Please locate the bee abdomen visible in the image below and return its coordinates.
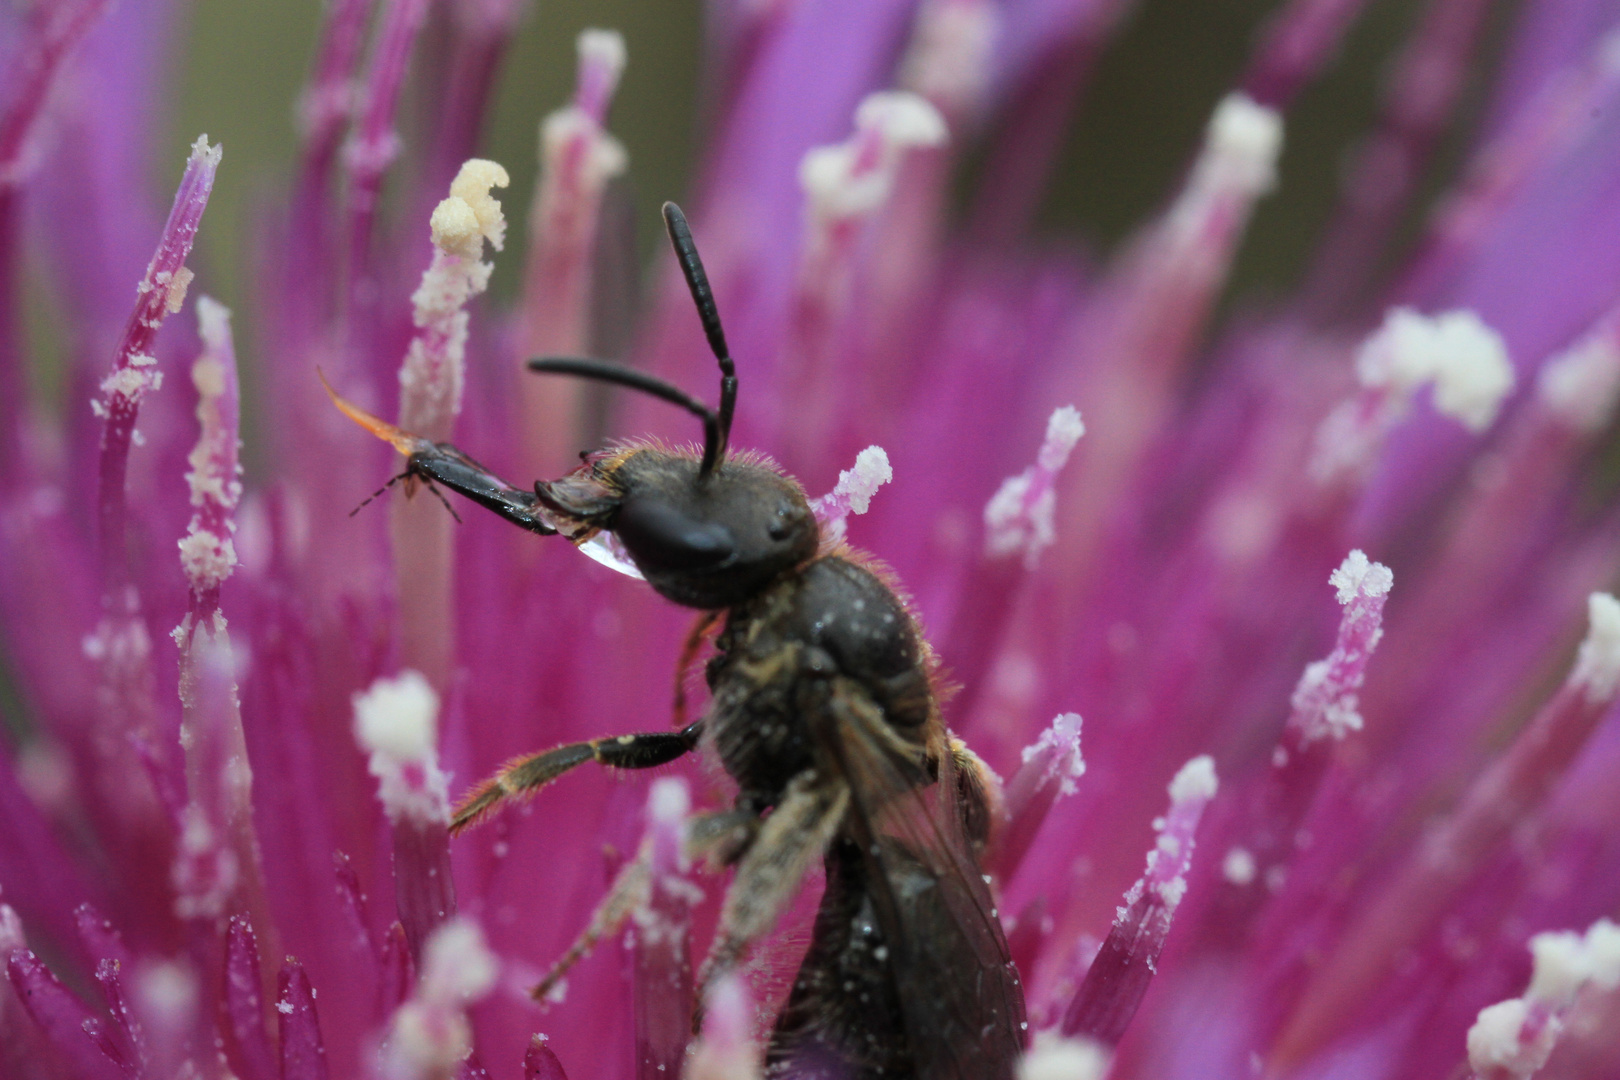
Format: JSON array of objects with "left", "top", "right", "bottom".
[{"left": 767, "top": 839, "right": 912, "bottom": 1080}]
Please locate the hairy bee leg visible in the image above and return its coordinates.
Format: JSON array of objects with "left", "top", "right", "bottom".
[
  {"left": 529, "top": 845, "right": 652, "bottom": 1003},
  {"left": 948, "top": 735, "right": 1004, "bottom": 854},
  {"left": 686, "top": 806, "right": 760, "bottom": 868},
  {"left": 451, "top": 722, "right": 704, "bottom": 833},
  {"left": 695, "top": 776, "right": 850, "bottom": 1017}
]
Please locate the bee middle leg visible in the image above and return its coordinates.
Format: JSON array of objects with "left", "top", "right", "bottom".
[
  {"left": 451, "top": 721, "right": 704, "bottom": 833},
  {"left": 696, "top": 774, "right": 850, "bottom": 1009}
]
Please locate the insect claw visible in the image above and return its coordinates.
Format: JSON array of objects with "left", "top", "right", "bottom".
[
  {"left": 348, "top": 471, "right": 410, "bottom": 517},
  {"left": 424, "top": 478, "right": 463, "bottom": 523}
]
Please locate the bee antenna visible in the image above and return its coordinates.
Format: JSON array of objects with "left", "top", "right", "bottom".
[
  {"left": 662, "top": 202, "right": 736, "bottom": 475},
  {"left": 527, "top": 356, "right": 722, "bottom": 471}
]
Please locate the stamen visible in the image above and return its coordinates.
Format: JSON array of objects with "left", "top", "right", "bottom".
[
  {"left": 343, "top": 0, "right": 431, "bottom": 284},
  {"left": 354, "top": 671, "right": 451, "bottom": 827},
  {"left": 634, "top": 779, "right": 701, "bottom": 1079},
  {"left": 164, "top": 296, "right": 272, "bottom": 938},
  {"left": 686, "top": 972, "right": 761, "bottom": 1080},
  {"left": 1353, "top": 307, "right": 1513, "bottom": 432},
  {"left": 176, "top": 298, "right": 243, "bottom": 598},
  {"left": 7, "top": 947, "right": 136, "bottom": 1075},
  {"left": 225, "top": 917, "right": 277, "bottom": 1080},
  {"left": 990, "top": 712, "right": 1084, "bottom": 880},
  {"left": 1049, "top": 94, "right": 1281, "bottom": 586},
  {"left": 276, "top": 959, "right": 330, "bottom": 1080},
  {"left": 97, "top": 134, "right": 221, "bottom": 593},
  {"left": 985, "top": 406, "right": 1085, "bottom": 569},
  {"left": 399, "top": 158, "right": 510, "bottom": 438},
  {"left": 1273, "top": 593, "right": 1620, "bottom": 1064},
  {"left": 1017, "top": 1029, "right": 1111, "bottom": 1080},
  {"left": 574, "top": 29, "right": 628, "bottom": 121},
  {"left": 393, "top": 157, "right": 509, "bottom": 688},
  {"left": 897, "top": 0, "right": 998, "bottom": 126},
  {"left": 353, "top": 670, "right": 457, "bottom": 956},
  {"left": 381, "top": 917, "right": 500, "bottom": 1080},
  {"left": 1287, "top": 550, "right": 1394, "bottom": 745},
  {"left": 1537, "top": 320, "right": 1620, "bottom": 433},
  {"left": 1311, "top": 307, "right": 1513, "bottom": 484},
  {"left": 810, "top": 445, "right": 894, "bottom": 545},
  {"left": 520, "top": 30, "right": 629, "bottom": 472},
  {"left": 800, "top": 92, "right": 948, "bottom": 225},
  {"left": 1060, "top": 756, "right": 1217, "bottom": 1045},
  {"left": 78, "top": 136, "right": 222, "bottom": 909},
  {"left": 1570, "top": 592, "right": 1620, "bottom": 702},
  {"left": 525, "top": 1033, "right": 570, "bottom": 1079},
  {"left": 1466, "top": 918, "right": 1620, "bottom": 1078},
  {"left": 1184, "top": 94, "right": 1284, "bottom": 207},
  {"left": 785, "top": 92, "right": 947, "bottom": 464}
]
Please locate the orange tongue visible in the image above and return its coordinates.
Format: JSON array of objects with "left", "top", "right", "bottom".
[{"left": 318, "top": 369, "right": 428, "bottom": 455}]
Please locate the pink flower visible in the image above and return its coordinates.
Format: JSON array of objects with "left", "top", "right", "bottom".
[{"left": 3, "top": 1, "right": 1620, "bottom": 1078}]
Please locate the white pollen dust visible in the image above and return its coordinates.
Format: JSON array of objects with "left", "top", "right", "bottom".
[
  {"left": 1465, "top": 916, "right": 1620, "bottom": 1078},
  {"left": 1017, "top": 1030, "right": 1111, "bottom": 1080},
  {"left": 1537, "top": 329, "right": 1620, "bottom": 433},
  {"left": 352, "top": 670, "right": 450, "bottom": 826},
  {"left": 1571, "top": 592, "right": 1620, "bottom": 702},
  {"left": 1169, "top": 754, "right": 1218, "bottom": 805},
  {"left": 1355, "top": 307, "right": 1514, "bottom": 433},
  {"left": 1329, "top": 548, "right": 1393, "bottom": 604},
  {"left": 1201, "top": 92, "right": 1284, "bottom": 196},
  {"left": 1223, "top": 847, "right": 1257, "bottom": 886}
]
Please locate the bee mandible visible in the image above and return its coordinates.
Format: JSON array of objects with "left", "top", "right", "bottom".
[{"left": 329, "top": 203, "right": 1027, "bottom": 1080}]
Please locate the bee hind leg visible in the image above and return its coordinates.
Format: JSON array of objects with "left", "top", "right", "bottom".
[
  {"left": 694, "top": 774, "right": 850, "bottom": 1028},
  {"left": 528, "top": 840, "right": 654, "bottom": 1003}
]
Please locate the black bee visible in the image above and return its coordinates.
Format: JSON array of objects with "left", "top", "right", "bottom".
[{"left": 329, "top": 203, "right": 1025, "bottom": 1079}]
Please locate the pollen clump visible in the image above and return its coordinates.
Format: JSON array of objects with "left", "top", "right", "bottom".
[
  {"left": 801, "top": 91, "right": 948, "bottom": 222},
  {"left": 1017, "top": 1030, "right": 1110, "bottom": 1080},
  {"left": 433, "top": 158, "right": 510, "bottom": 260},
  {"left": 353, "top": 670, "right": 451, "bottom": 826},
  {"left": 1356, "top": 307, "right": 1514, "bottom": 432},
  {"left": 1571, "top": 592, "right": 1620, "bottom": 702},
  {"left": 1537, "top": 328, "right": 1620, "bottom": 432},
  {"left": 1466, "top": 917, "right": 1620, "bottom": 1078}
]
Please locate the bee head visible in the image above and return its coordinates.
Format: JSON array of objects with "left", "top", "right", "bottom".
[
  {"left": 526, "top": 202, "right": 819, "bottom": 608},
  {"left": 603, "top": 450, "right": 818, "bottom": 608}
]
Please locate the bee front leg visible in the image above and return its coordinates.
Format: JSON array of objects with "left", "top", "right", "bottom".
[
  {"left": 451, "top": 722, "right": 704, "bottom": 833},
  {"left": 694, "top": 774, "right": 849, "bottom": 1018}
]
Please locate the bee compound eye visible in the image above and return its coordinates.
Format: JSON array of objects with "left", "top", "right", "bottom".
[{"left": 613, "top": 496, "right": 736, "bottom": 572}]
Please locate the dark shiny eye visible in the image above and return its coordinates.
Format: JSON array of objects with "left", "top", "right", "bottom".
[{"left": 613, "top": 497, "right": 736, "bottom": 572}]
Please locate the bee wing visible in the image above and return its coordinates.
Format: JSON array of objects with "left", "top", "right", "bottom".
[{"left": 814, "top": 679, "right": 1027, "bottom": 1080}]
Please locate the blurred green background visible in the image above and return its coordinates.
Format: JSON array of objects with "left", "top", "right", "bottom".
[{"left": 168, "top": 0, "right": 1513, "bottom": 331}]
